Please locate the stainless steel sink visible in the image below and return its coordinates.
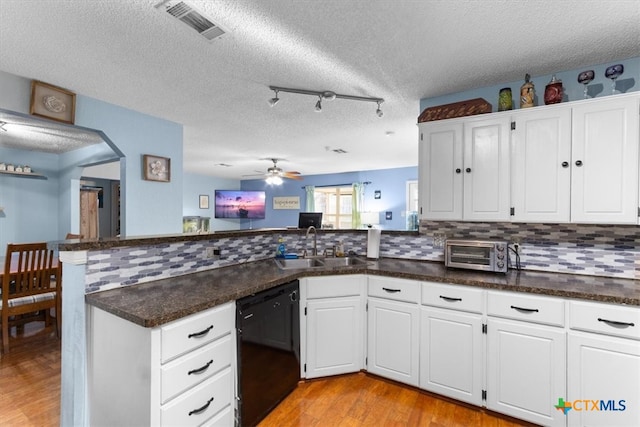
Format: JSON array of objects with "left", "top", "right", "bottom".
[
  {"left": 274, "top": 258, "right": 325, "bottom": 269},
  {"left": 274, "top": 256, "right": 368, "bottom": 270},
  {"left": 320, "top": 257, "right": 368, "bottom": 267}
]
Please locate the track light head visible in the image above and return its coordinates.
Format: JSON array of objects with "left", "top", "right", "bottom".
[
  {"left": 268, "top": 89, "right": 280, "bottom": 107},
  {"left": 376, "top": 101, "right": 383, "bottom": 118},
  {"left": 315, "top": 97, "right": 322, "bottom": 112},
  {"left": 0, "top": 121, "right": 7, "bottom": 131}
]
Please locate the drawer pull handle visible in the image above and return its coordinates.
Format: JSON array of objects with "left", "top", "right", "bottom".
[
  {"left": 510, "top": 305, "right": 539, "bottom": 313},
  {"left": 188, "top": 397, "right": 214, "bottom": 416},
  {"left": 382, "top": 287, "right": 401, "bottom": 293},
  {"left": 440, "top": 295, "right": 462, "bottom": 302},
  {"left": 188, "top": 359, "right": 213, "bottom": 376},
  {"left": 598, "top": 318, "right": 635, "bottom": 328},
  {"left": 188, "top": 325, "right": 214, "bottom": 339}
]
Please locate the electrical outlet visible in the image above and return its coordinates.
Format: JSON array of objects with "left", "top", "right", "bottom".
[
  {"left": 433, "top": 233, "right": 446, "bottom": 248},
  {"left": 205, "top": 247, "right": 221, "bottom": 259}
]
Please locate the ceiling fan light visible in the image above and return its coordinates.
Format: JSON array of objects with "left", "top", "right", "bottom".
[{"left": 266, "top": 175, "right": 283, "bottom": 185}]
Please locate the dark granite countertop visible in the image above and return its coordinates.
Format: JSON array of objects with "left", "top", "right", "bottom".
[{"left": 85, "top": 258, "right": 640, "bottom": 328}]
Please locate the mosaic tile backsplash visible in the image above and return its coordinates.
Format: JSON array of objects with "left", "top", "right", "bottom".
[{"left": 85, "top": 222, "right": 640, "bottom": 293}]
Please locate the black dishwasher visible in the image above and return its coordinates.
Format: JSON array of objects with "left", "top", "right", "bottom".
[{"left": 236, "top": 280, "right": 300, "bottom": 426}]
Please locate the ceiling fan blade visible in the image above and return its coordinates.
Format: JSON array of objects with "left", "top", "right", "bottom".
[
  {"left": 284, "top": 170, "right": 301, "bottom": 175},
  {"left": 283, "top": 173, "right": 303, "bottom": 180}
]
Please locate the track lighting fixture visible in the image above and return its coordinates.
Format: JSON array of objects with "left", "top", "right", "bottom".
[
  {"left": 268, "top": 86, "right": 384, "bottom": 117},
  {"left": 268, "top": 89, "right": 280, "bottom": 107}
]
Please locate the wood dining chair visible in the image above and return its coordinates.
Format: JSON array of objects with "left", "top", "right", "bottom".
[{"left": 1, "top": 242, "right": 61, "bottom": 353}]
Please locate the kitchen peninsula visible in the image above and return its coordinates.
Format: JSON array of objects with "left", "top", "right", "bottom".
[{"left": 58, "top": 228, "right": 640, "bottom": 426}]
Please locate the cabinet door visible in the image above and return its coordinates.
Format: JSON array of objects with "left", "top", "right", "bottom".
[
  {"left": 487, "top": 318, "right": 566, "bottom": 427},
  {"left": 568, "top": 332, "right": 640, "bottom": 427},
  {"left": 419, "top": 307, "right": 483, "bottom": 406},
  {"left": 511, "top": 107, "right": 572, "bottom": 222},
  {"left": 418, "top": 121, "right": 464, "bottom": 220},
  {"left": 463, "top": 116, "right": 511, "bottom": 221},
  {"left": 367, "top": 297, "right": 419, "bottom": 386},
  {"left": 571, "top": 96, "right": 639, "bottom": 223},
  {"left": 305, "top": 296, "right": 363, "bottom": 379}
]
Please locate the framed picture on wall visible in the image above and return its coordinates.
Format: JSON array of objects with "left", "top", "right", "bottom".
[
  {"left": 29, "top": 80, "right": 76, "bottom": 124},
  {"left": 199, "top": 195, "right": 209, "bottom": 209},
  {"left": 142, "top": 154, "right": 171, "bottom": 182}
]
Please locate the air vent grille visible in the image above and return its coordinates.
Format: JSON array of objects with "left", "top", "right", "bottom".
[{"left": 156, "top": 1, "right": 225, "bottom": 41}]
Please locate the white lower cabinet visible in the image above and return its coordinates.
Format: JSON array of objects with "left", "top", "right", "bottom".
[
  {"left": 300, "top": 275, "right": 366, "bottom": 379},
  {"left": 567, "top": 300, "right": 640, "bottom": 427},
  {"left": 419, "top": 282, "right": 484, "bottom": 406},
  {"left": 88, "top": 302, "right": 236, "bottom": 427},
  {"left": 486, "top": 291, "right": 566, "bottom": 427},
  {"left": 367, "top": 276, "right": 420, "bottom": 386}
]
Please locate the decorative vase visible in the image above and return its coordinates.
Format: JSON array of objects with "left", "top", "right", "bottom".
[
  {"left": 520, "top": 74, "right": 535, "bottom": 108},
  {"left": 498, "top": 87, "right": 513, "bottom": 111},
  {"left": 544, "top": 74, "right": 563, "bottom": 105}
]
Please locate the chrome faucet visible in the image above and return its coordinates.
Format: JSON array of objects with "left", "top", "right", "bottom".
[{"left": 305, "top": 226, "right": 318, "bottom": 257}]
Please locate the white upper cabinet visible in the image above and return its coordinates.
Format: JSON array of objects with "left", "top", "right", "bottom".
[
  {"left": 511, "top": 106, "right": 572, "bottom": 222},
  {"left": 571, "top": 95, "right": 639, "bottom": 224},
  {"left": 419, "top": 93, "right": 640, "bottom": 225},
  {"left": 419, "top": 115, "right": 511, "bottom": 221},
  {"left": 419, "top": 121, "right": 464, "bottom": 220},
  {"left": 463, "top": 116, "right": 511, "bottom": 221}
]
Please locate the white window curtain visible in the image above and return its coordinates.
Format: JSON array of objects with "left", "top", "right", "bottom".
[
  {"left": 304, "top": 185, "right": 315, "bottom": 211},
  {"left": 352, "top": 182, "right": 364, "bottom": 228}
]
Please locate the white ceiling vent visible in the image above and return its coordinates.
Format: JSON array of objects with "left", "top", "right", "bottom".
[{"left": 155, "top": 1, "right": 225, "bottom": 41}]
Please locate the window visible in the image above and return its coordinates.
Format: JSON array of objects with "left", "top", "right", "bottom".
[{"left": 314, "top": 186, "right": 353, "bottom": 229}]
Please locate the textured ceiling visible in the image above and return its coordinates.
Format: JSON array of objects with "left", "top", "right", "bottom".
[{"left": 0, "top": 0, "right": 639, "bottom": 179}]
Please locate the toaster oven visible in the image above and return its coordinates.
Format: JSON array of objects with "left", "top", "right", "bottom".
[{"left": 444, "top": 239, "right": 508, "bottom": 273}]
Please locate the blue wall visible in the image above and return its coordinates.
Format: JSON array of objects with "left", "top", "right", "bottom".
[
  {"left": 420, "top": 57, "right": 639, "bottom": 113},
  {"left": 240, "top": 166, "right": 418, "bottom": 230},
  {"left": 0, "top": 70, "right": 184, "bottom": 250},
  {"left": 182, "top": 172, "right": 241, "bottom": 232}
]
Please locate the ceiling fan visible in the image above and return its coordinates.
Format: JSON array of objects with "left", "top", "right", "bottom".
[{"left": 244, "top": 158, "right": 303, "bottom": 184}]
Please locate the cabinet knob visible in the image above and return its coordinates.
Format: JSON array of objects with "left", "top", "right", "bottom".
[
  {"left": 561, "top": 161, "right": 569, "bottom": 168},
  {"left": 455, "top": 168, "right": 461, "bottom": 174},
  {"left": 465, "top": 168, "right": 471, "bottom": 173},
  {"left": 575, "top": 160, "right": 583, "bottom": 167}
]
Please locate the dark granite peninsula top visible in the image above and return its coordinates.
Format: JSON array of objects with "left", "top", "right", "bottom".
[
  {"left": 85, "top": 258, "right": 640, "bottom": 328},
  {"left": 58, "top": 228, "right": 416, "bottom": 251}
]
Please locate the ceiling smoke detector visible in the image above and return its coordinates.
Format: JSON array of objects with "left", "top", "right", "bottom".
[{"left": 155, "top": 1, "right": 226, "bottom": 41}]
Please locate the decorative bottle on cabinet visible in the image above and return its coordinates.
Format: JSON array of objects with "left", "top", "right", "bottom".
[
  {"left": 544, "top": 75, "right": 563, "bottom": 105},
  {"left": 520, "top": 74, "right": 535, "bottom": 108}
]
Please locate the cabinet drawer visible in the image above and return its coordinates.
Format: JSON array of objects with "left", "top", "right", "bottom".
[
  {"left": 161, "top": 302, "right": 234, "bottom": 363},
  {"left": 569, "top": 300, "right": 640, "bottom": 340},
  {"left": 161, "top": 367, "right": 232, "bottom": 427},
  {"left": 421, "top": 282, "right": 484, "bottom": 313},
  {"left": 368, "top": 276, "right": 420, "bottom": 304},
  {"left": 487, "top": 291, "right": 564, "bottom": 327},
  {"left": 161, "top": 335, "right": 232, "bottom": 404},
  {"left": 306, "top": 275, "right": 365, "bottom": 299}
]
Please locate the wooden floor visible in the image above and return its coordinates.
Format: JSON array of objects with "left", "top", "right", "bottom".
[
  {"left": 0, "top": 320, "right": 61, "bottom": 427},
  {"left": 258, "top": 373, "right": 533, "bottom": 427},
  {"left": 0, "top": 321, "right": 532, "bottom": 427}
]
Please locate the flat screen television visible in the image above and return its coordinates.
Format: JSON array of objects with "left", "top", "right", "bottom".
[
  {"left": 215, "top": 190, "right": 266, "bottom": 219},
  {"left": 298, "top": 212, "right": 322, "bottom": 229}
]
